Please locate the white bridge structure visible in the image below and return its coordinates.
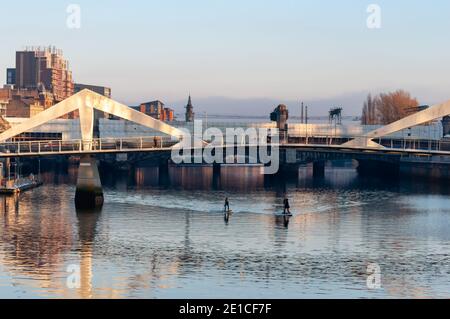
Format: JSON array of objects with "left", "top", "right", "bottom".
[
  {"left": 0, "top": 89, "right": 187, "bottom": 150},
  {"left": 343, "top": 100, "right": 450, "bottom": 148},
  {"left": 0, "top": 90, "right": 449, "bottom": 153},
  {"left": 0, "top": 89, "right": 450, "bottom": 208},
  {"left": 0, "top": 89, "right": 191, "bottom": 209}
]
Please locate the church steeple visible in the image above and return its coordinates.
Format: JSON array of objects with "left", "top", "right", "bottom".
[{"left": 185, "top": 94, "right": 194, "bottom": 122}]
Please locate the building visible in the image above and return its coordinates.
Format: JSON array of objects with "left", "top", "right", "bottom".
[
  {"left": 5, "top": 96, "right": 44, "bottom": 118},
  {"left": 0, "top": 86, "right": 12, "bottom": 101},
  {"left": 2, "top": 47, "right": 115, "bottom": 121},
  {"left": 74, "top": 83, "right": 111, "bottom": 98},
  {"left": 11, "top": 46, "right": 74, "bottom": 102},
  {"left": 139, "top": 100, "right": 164, "bottom": 119},
  {"left": 1, "top": 47, "right": 116, "bottom": 121},
  {"left": 138, "top": 100, "right": 174, "bottom": 122},
  {"left": 442, "top": 116, "right": 450, "bottom": 137},
  {"left": 0, "top": 85, "right": 57, "bottom": 120},
  {"left": 165, "top": 107, "right": 174, "bottom": 121},
  {"left": 271, "top": 104, "right": 289, "bottom": 142},
  {"left": 38, "top": 91, "right": 55, "bottom": 109},
  {"left": 6, "top": 69, "right": 15, "bottom": 85},
  {"left": 0, "top": 99, "right": 8, "bottom": 117},
  {"left": 185, "top": 95, "right": 194, "bottom": 122},
  {"left": 2, "top": 46, "right": 78, "bottom": 119}
]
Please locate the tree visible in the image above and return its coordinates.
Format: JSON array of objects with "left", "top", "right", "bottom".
[
  {"left": 361, "top": 90, "right": 419, "bottom": 125},
  {"left": 361, "top": 94, "right": 378, "bottom": 125},
  {"left": 377, "top": 90, "right": 419, "bottom": 124}
]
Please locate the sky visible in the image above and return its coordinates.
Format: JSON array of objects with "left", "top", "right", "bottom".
[{"left": 2, "top": 0, "right": 450, "bottom": 116}]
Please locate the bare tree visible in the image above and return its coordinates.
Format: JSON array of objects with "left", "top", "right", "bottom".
[
  {"left": 361, "top": 90, "right": 419, "bottom": 125},
  {"left": 361, "top": 93, "right": 379, "bottom": 125},
  {"left": 361, "top": 96, "right": 369, "bottom": 125}
]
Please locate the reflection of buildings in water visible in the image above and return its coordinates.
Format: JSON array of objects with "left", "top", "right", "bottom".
[
  {"left": 324, "top": 167, "right": 359, "bottom": 186},
  {"left": 4, "top": 164, "right": 446, "bottom": 298},
  {"left": 133, "top": 165, "right": 265, "bottom": 191},
  {"left": 38, "top": 165, "right": 78, "bottom": 185},
  {"left": 0, "top": 189, "right": 184, "bottom": 298},
  {"left": 297, "top": 162, "right": 359, "bottom": 189},
  {"left": 0, "top": 194, "right": 19, "bottom": 215},
  {"left": 0, "top": 194, "right": 74, "bottom": 295},
  {"left": 169, "top": 166, "right": 213, "bottom": 190},
  {"left": 134, "top": 167, "right": 159, "bottom": 188},
  {"left": 219, "top": 166, "right": 264, "bottom": 191}
]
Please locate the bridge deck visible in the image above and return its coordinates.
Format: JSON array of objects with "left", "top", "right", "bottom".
[{"left": 1, "top": 136, "right": 450, "bottom": 158}]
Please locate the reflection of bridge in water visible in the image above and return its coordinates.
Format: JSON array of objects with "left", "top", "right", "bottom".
[{"left": 1, "top": 89, "right": 450, "bottom": 208}]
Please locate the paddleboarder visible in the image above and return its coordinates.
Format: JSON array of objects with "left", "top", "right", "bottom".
[
  {"left": 283, "top": 197, "right": 291, "bottom": 215},
  {"left": 224, "top": 197, "right": 230, "bottom": 212}
]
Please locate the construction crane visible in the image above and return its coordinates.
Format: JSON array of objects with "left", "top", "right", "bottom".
[{"left": 329, "top": 107, "right": 343, "bottom": 125}]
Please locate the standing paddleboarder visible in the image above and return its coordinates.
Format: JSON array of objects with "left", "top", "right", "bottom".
[
  {"left": 224, "top": 197, "right": 230, "bottom": 212},
  {"left": 283, "top": 197, "right": 291, "bottom": 215}
]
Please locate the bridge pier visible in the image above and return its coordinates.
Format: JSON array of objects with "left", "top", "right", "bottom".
[
  {"left": 75, "top": 155, "right": 104, "bottom": 210},
  {"left": 313, "top": 161, "right": 326, "bottom": 178}
]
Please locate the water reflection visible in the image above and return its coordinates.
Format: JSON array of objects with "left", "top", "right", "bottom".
[
  {"left": 0, "top": 162, "right": 450, "bottom": 298},
  {"left": 76, "top": 208, "right": 101, "bottom": 299},
  {"left": 0, "top": 189, "right": 74, "bottom": 298},
  {"left": 169, "top": 166, "right": 214, "bottom": 190},
  {"left": 0, "top": 193, "right": 19, "bottom": 215},
  {"left": 224, "top": 211, "right": 232, "bottom": 225},
  {"left": 134, "top": 167, "right": 159, "bottom": 188},
  {"left": 130, "top": 165, "right": 266, "bottom": 191}
]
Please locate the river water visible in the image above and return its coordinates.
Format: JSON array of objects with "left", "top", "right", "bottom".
[{"left": 1, "top": 163, "right": 450, "bottom": 299}]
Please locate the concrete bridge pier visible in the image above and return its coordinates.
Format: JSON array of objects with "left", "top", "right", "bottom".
[
  {"left": 313, "top": 161, "right": 326, "bottom": 178},
  {"left": 75, "top": 155, "right": 104, "bottom": 210}
]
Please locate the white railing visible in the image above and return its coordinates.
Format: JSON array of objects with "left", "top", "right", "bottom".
[
  {"left": 0, "top": 134, "right": 450, "bottom": 156},
  {"left": 0, "top": 136, "right": 177, "bottom": 155},
  {"left": 283, "top": 134, "right": 450, "bottom": 152}
]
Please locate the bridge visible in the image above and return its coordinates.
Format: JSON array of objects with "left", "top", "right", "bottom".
[{"left": 1, "top": 89, "right": 450, "bottom": 208}]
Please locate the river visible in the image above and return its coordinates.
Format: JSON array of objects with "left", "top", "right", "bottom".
[{"left": 0, "top": 162, "right": 450, "bottom": 298}]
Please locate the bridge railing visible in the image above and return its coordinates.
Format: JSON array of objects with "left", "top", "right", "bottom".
[
  {"left": 1, "top": 134, "right": 450, "bottom": 156},
  {"left": 286, "top": 134, "right": 450, "bottom": 152},
  {"left": 0, "top": 136, "right": 177, "bottom": 155}
]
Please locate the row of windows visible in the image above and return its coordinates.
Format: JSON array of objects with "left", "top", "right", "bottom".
[{"left": 11, "top": 132, "right": 62, "bottom": 142}]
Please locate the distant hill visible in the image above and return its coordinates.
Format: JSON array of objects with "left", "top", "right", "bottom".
[{"left": 167, "top": 92, "right": 369, "bottom": 118}]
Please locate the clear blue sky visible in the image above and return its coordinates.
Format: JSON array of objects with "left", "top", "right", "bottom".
[{"left": 2, "top": 0, "right": 450, "bottom": 115}]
